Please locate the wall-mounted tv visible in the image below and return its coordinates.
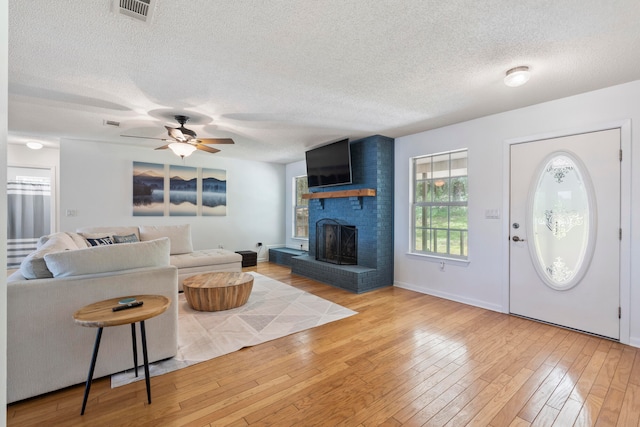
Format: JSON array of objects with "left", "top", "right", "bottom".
[{"left": 305, "top": 139, "right": 352, "bottom": 188}]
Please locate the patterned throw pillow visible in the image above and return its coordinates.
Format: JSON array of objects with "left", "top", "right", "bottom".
[
  {"left": 113, "top": 233, "right": 140, "bottom": 244},
  {"left": 86, "top": 237, "right": 113, "bottom": 246}
]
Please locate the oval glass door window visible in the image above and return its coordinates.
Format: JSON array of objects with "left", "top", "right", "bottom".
[{"left": 527, "top": 151, "right": 596, "bottom": 290}]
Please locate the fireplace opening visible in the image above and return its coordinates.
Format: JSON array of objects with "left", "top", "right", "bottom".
[{"left": 315, "top": 218, "right": 357, "bottom": 265}]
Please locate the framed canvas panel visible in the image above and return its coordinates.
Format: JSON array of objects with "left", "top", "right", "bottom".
[
  {"left": 202, "top": 168, "right": 227, "bottom": 216},
  {"left": 133, "top": 162, "right": 165, "bottom": 216},
  {"left": 169, "top": 165, "right": 197, "bottom": 216}
]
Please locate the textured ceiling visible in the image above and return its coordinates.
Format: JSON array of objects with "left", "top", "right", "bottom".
[{"left": 8, "top": 0, "right": 640, "bottom": 163}]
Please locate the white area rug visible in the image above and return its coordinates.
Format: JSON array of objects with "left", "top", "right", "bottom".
[{"left": 111, "top": 272, "right": 356, "bottom": 388}]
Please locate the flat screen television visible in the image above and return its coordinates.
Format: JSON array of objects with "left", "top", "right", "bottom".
[{"left": 305, "top": 139, "right": 352, "bottom": 188}]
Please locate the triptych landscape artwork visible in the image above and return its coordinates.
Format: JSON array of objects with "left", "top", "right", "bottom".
[{"left": 132, "top": 161, "right": 227, "bottom": 216}]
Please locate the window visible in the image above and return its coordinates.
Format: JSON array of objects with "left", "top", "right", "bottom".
[
  {"left": 412, "top": 150, "right": 468, "bottom": 258},
  {"left": 294, "top": 176, "right": 309, "bottom": 239}
]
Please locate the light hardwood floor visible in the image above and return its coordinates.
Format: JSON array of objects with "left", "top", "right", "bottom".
[{"left": 7, "top": 263, "right": 640, "bottom": 426}]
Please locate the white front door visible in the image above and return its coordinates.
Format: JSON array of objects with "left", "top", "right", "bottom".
[{"left": 509, "top": 129, "right": 620, "bottom": 339}]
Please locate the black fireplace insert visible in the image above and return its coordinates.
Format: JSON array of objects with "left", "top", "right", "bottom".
[{"left": 315, "top": 218, "right": 357, "bottom": 265}]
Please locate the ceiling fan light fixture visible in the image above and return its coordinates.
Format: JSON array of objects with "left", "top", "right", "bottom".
[
  {"left": 504, "top": 66, "right": 531, "bottom": 87},
  {"left": 122, "top": 114, "right": 234, "bottom": 156},
  {"left": 168, "top": 142, "right": 197, "bottom": 158}
]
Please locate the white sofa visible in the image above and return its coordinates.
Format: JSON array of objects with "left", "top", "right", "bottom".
[
  {"left": 7, "top": 237, "right": 178, "bottom": 403},
  {"left": 76, "top": 225, "right": 242, "bottom": 290}
]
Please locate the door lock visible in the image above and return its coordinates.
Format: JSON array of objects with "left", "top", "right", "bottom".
[{"left": 512, "top": 235, "right": 526, "bottom": 242}]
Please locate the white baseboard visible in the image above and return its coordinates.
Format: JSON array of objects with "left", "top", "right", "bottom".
[{"left": 394, "top": 280, "right": 504, "bottom": 313}]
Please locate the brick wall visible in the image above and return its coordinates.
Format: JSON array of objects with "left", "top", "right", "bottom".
[{"left": 292, "top": 134, "right": 394, "bottom": 293}]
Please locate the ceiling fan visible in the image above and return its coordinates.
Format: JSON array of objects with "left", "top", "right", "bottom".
[{"left": 122, "top": 115, "right": 234, "bottom": 158}]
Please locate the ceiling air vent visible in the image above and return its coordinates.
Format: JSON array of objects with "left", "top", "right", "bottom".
[
  {"left": 113, "top": 0, "right": 155, "bottom": 23},
  {"left": 103, "top": 119, "right": 120, "bottom": 127}
]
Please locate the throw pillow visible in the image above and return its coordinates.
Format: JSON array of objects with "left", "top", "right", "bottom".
[
  {"left": 66, "top": 232, "right": 90, "bottom": 249},
  {"left": 86, "top": 237, "right": 113, "bottom": 246},
  {"left": 113, "top": 233, "right": 140, "bottom": 244},
  {"left": 19, "top": 232, "right": 78, "bottom": 279},
  {"left": 77, "top": 226, "right": 140, "bottom": 240}
]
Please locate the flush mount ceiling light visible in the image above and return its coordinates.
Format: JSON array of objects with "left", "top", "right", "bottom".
[
  {"left": 504, "top": 66, "right": 531, "bottom": 87},
  {"left": 26, "top": 141, "right": 43, "bottom": 150}
]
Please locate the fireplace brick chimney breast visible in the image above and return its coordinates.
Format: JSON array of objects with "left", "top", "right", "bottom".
[{"left": 291, "top": 135, "right": 394, "bottom": 293}]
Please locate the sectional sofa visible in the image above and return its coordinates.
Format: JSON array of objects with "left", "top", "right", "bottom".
[{"left": 6, "top": 224, "right": 242, "bottom": 403}]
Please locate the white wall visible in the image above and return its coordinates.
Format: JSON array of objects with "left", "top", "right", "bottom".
[
  {"left": 59, "top": 140, "right": 285, "bottom": 260},
  {"left": 284, "top": 160, "right": 309, "bottom": 251},
  {"left": 394, "top": 79, "right": 640, "bottom": 346},
  {"left": 7, "top": 144, "right": 58, "bottom": 167}
]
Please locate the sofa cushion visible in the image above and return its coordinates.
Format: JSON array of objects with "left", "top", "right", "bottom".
[
  {"left": 37, "top": 231, "right": 89, "bottom": 249},
  {"left": 170, "top": 249, "right": 242, "bottom": 269},
  {"left": 19, "top": 232, "right": 79, "bottom": 279},
  {"left": 113, "top": 233, "right": 139, "bottom": 244},
  {"left": 139, "top": 225, "right": 193, "bottom": 255},
  {"left": 44, "top": 238, "right": 170, "bottom": 278}
]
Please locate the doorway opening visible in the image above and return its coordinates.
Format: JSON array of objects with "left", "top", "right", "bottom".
[{"left": 7, "top": 166, "right": 55, "bottom": 269}]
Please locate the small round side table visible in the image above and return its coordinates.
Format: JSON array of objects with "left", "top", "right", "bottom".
[{"left": 73, "top": 294, "right": 170, "bottom": 415}]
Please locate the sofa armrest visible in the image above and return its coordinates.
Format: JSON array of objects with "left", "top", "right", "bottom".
[{"left": 7, "top": 265, "right": 178, "bottom": 403}]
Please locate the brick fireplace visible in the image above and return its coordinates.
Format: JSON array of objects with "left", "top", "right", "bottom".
[{"left": 291, "top": 135, "right": 394, "bottom": 293}]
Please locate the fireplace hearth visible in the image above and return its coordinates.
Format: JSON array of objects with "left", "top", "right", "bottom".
[{"left": 315, "top": 218, "right": 357, "bottom": 265}]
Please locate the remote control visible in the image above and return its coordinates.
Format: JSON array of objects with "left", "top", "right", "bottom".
[{"left": 112, "top": 301, "right": 144, "bottom": 311}]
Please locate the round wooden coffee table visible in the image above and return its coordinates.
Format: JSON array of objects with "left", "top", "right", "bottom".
[{"left": 182, "top": 272, "right": 254, "bottom": 311}]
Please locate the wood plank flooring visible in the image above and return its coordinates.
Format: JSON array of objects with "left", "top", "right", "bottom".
[{"left": 7, "top": 263, "right": 640, "bottom": 426}]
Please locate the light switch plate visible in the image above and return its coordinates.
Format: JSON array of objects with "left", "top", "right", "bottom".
[{"left": 485, "top": 208, "right": 500, "bottom": 219}]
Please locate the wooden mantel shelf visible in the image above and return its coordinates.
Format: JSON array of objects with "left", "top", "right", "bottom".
[{"left": 302, "top": 188, "right": 376, "bottom": 200}]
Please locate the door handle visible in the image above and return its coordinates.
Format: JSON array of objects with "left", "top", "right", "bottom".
[{"left": 512, "top": 235, "right": 526, "bottom": 242}]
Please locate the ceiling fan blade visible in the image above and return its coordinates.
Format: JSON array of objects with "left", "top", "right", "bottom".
[
  {"left": 121, "top": 134, "right": 167, "bottom": 141},
  {"left": 197, "top": 137, "right": 235, "bottom": 145},
  {"left": 165, "top": 126, "right": 186, "bottom": 142},
  {"left": 195, "top": 144, "right": 221, "bottom": 154},
  {"left": 154, "top": 144, "right": 170, "bottom": 150}
]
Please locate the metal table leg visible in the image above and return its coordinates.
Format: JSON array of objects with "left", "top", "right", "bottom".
[
  {"left": 131, "top": 323, "right": 138, "bottom": 377},
  {"left": 81, "top": 327, "right": 103, "bottom": 415},
  {"left": 140, "top": 320, "right": 152, "bottom": 404}
]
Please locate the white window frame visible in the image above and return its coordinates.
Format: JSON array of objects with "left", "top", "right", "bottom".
[
  {"left": 411, "top": 149, "right": 468, "bottom": 260},
  {"left": 293, "top": 175, "right": 309, "bottom": 240}
]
